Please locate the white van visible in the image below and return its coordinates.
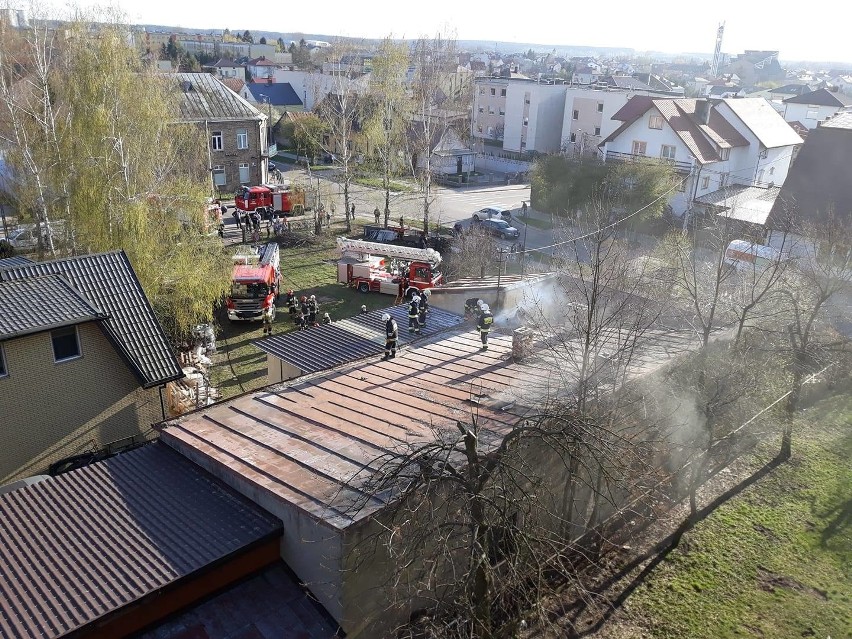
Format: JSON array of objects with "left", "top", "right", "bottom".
[{"left": 724, "top": 240, "right": 783, "bottom": 271}]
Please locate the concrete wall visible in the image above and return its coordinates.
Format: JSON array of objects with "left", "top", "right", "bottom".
[
  {"left": 784, "top": 102, "right": 841, "bottom": 129},
  {"left": 266, "top": 353, "right": 301, "bottom": 384},
  {"left": 0, "top": 322, "right": 164, "bottom": 483}
]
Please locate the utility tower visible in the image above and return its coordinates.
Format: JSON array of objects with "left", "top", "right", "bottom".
[{"left": 710, "top": 22, "right": 725, "bottom": 78}]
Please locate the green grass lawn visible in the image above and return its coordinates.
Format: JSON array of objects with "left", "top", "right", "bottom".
[
  {"left": 605, "top": 391, "right": 852, "bottom": 639},
  {"left": 352, "top": 176, "right": 415, "bottom": 192},
  {"left": 518, "top": 214, "right": 554, "bottom": 231},
  {"left": 209, "top": 224, "right": 397, "bottom": 399}
]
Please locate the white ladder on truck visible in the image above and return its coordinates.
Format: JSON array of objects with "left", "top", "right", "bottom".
[{"left": 336, "top": 238, "right": 442, "bottom": 266}]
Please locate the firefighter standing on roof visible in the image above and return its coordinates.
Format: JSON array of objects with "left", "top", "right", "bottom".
[
  {"left": 408, "top": 295, "right": 421, "bottom": 334},
  {"left": 418, "top": 288, "right": 430, "bottom": 327},
  {"left": 477, "top": 303, "right": 493, "bottom": 350},
  {"left": 382, "top": 313, "right": 398, "bottom": 360}
]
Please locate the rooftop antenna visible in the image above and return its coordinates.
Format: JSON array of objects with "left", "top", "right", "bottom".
[{"left": 710, "top": 21, "right": 725, "bottom": 78}]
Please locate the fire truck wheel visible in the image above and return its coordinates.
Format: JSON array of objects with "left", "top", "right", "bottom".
[{"left": 358, "top": 282, "right": 370, "bottom": 293}]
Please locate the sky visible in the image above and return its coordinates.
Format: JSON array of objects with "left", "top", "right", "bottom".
[{"left": 60, "top": 0, "right": 851, "bottom": 64}]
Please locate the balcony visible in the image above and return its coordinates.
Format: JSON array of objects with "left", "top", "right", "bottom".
[{"left": 605, "top": 150, "right": 693, "bottom": 174}]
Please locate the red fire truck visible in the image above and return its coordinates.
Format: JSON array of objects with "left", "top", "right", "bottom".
[
  {"left": 235, "top": 184, "right": 305, "bottom": 217},
  {"left": 226, "top": 243, "right": 281, "bottom": 321},
  {"left": 336, "top": 238, "right": 443, "bottom": 295}
]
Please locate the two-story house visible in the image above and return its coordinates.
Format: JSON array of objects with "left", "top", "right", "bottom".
[
  {"left": 783, "top": 88, "right": 852, "bottom": 130},
  {"left": 169, "top": 72, "right": 269, "bottom": 194},
  {"left": 246, "top": 56, "right": 280, "bottom": 81},
  {"left": 0, "top": 251, "right": 184, "bottom": 483},
  {"left": 209, "top": 57, "right": 244, "bottom": 80},
  {"left": 600, "top": 97, "right": 802, "bottom": 220}
]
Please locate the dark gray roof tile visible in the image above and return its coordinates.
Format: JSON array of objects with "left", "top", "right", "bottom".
[
  {"left": 0, "top": 275, "right": 106, "bottom": 340},
  {"left": 0, "top": 251, "right": 183, "bottom": 387},
  {"left": 169, "top": 72, "right": 265, "bottom": 122}
]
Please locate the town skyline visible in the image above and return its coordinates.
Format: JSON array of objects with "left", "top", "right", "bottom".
[{"left": 57, "top": 0, "right": 852, "bottom": 66}]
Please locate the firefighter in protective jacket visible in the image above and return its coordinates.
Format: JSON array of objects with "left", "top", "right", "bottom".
[
  {"left": 477, "top": 303, "right": 493, "bottom": 350},
  {"left": 286, "top": 290, "right": 297, "bottom": 315},
  {"left": 382, "top": 313, "right": 399, "bottom": 360},
  {"left": 408, "top": 295, "right": 421, "bottom": 334},
  {"left": 418, "top": 288, "right": 430, "bottom": 326}
]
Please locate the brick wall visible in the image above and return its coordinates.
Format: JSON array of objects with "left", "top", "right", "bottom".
[
  {"left": 0, "top": 322, "right": 165, "bottom": 483},
  {"left": 207, "top": 117, "right": 267, "bottom": 194}
]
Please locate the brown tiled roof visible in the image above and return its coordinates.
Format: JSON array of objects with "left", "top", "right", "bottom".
[
  {"left": 610, "top": 95, "right": 654, "bottom": 122},
  {"left": 220, "top": 77, "right": 246, "bottom": 94},
  {"left": 0, "top": 443, "right": 282, "bottom": 639},
  {"left": 655, "top": 99, "right": 721, "bottom": 164}
]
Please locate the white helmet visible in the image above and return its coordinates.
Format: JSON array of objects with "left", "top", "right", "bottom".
[
  {"left": 310, "top": 295, "right": 316, "bottom": 301},
  {"left": 422, "top": 288, "right": 431, "bottom": 297},
  {"left": 477, "top": 299, "right": 484, "bottom": 308},
  {"left": 382, "top": 313, "right": 391, "bottom": 322},
  {"left": 481, "top": 304, "right": 490, "bottom": 312},
  {"left": 412, "top": 295, "right": 421, "bottom": 303},
  {"left": 323, "top": 312, "right": 330, "bottom": 319},
  {"left": 361, "top": 305, "right": 367, "bottom": 312}
]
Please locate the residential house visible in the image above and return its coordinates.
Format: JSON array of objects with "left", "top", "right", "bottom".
[
  {"left": 244, "top": 81, "right": 304, "bottom": 111},
  {"left": 0, "top": 251, "right": 184, "bottom": 483},
  {"left": 209, "top": 57, "right": 244, "bottom": 80},
  {"left": 765, "top": 111, "right": 852, "bottom": 247},
  {"left": 220, "top": 76, "right": 246, "bottom": 96},
  {"left": 247, "top": 55, "right": 280, "bottom": 81},
  {"left": 168, "top": 72, "right": 269, "bottom": 193},
  {"left": 275, "top": 69, "right": 370, "bottom": 111},
  {"left": 600, "top": 97, "right": 803, "bottom": 217},
  {"left": 572, "top": 64, "right": 601, "bottom": 85},
  {"left": 783, "top": 88, "right": 852, "bottom": 130}
]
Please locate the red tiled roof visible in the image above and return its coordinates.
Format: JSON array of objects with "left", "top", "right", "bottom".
[
  {"left": 654, "top": 99, "right": 721, "bottom": 164},
  {"left": 610, "top": 95, "right": 654, "bottom": 122},
  {"left": 221, "top": 77, "right": 246, "bottom": 94}
]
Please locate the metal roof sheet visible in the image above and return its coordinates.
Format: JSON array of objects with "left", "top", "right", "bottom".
[
  {"left": 783, "top": 87, "right": 852, "bottom": 106},
  {"left": 0, "top": 256, "right": 34, "bottom": 269},
  {"left": 0, "top": 443, "right": 282, "bottom": 639},
  {"left": 0, "top": 251, "right": 183, "bottom": 387},
  {"left": 721, "top": 98, "right": 803, "bottom": 148},
  {"left": 139, "top": 562, "right": 340, "bottom": 639},
  {"left": 161, "top": 329, "right": 531, "bottom": 530},
  {"left": 254, "top": 305, "right": 464, "bottom": 376},
  {"left": 169, "top": 72, "right": 265, "bottom": 122},
  {"left": 0, "top": 275, "right": 106, "bottom": 341}
]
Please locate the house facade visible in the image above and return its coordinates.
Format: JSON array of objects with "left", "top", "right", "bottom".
[
  {"left": 783, "top": 88, "right": 852, "bottom": 130},
  {"left": 600, "top": 97, "right": 802, "bottom": 217},
  {"left": 0, "top": 252, "right": 183, "bottom": 483},
  {"left": 209, "top": 58, "right": 244, "bottom": 80},
  {"left": 169, "top": 72, "right": 269, "bottom": 194}
]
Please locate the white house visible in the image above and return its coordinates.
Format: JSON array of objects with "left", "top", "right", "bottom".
[
  {"left": 600, "top": 97, "right": 803, "bottom": 218},
  {"left": 783, "top": 88, "right": 852, "bottom": 130}
]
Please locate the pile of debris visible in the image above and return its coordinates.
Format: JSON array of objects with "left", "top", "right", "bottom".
[{"left": 166, "top": 324, "right": 221, "bottom": 416}]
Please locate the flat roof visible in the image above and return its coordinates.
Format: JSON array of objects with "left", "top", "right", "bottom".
[{"left": 160, "top": 329, "right": 532, "bottom": 530}]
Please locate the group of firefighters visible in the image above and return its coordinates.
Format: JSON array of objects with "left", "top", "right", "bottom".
[{"left": 283, "top": 291, "right": 332, "bottom": 330}]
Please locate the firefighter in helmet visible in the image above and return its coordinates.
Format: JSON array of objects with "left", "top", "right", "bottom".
[
  {"left": 286, "top": 290, "right": 297, "bottom": 316},
  {"left": 308, "top": 294, "right": 318, "bottom": 326},
  {"left": 418, "top": 288, "right": 430, "bottom": 327},
  {"left": 477, "top": 303, "right": 493, "bottom": 351},
  {"left": 408, "top": 295, "right": 421, "bottom": 335},
  {"left": 300, "top": 296, "right": 309, "bottom": 325},
  {"left": 382, "top": 313, "right": 399, "bottom": 360}
]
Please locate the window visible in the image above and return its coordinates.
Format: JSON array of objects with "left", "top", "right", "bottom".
[
  {"left": 0, "top": 344, "right": 6, "bottom": 378},
  {"left": 757, "top": 169, "right": 765, "bottom": 184},
  {"left": 488, "top": 106, "right": 495, "bottom": 114},
  {"left": 51, "top": 326, "right": 80, "bottom": 362},
  {"left": 572, "top": 109, "right": 579, "bottom": 120},
  {"left": 649, "top": 114, "right": 664, "bottom": 129},
  {"left": 631, "top": 140, "right": 647, "bottom": 155},
  {"left": 769, "top": 166, "right": 775, "bottom": 176},
  {"left": 239, "top": 163, "right": 250, "bottom": 184},
  {"left": 499, "top": 108, "right": 505, "bottom": 115},
  {"left": 597, "top": 102, "right": 604, "bottom": 113},
  {"left": 719, "top": 147, "right": 730, "bottom": 160},
  {"left": 523, "top": 117, "right": 528, "bottom": 127},
  {"left": 524, "top": 98, "right": 530, "bottom": 105},
  {"left": 211, "top": 131, "right": 223, "bottom": 151},
  {"left": 701, "top": 176, "right": 710, "bottom": 189},
  {"left": 661, "top": 144, "right": 676, "bottom": 160},
  {"left": 806, "top": 109, "right": 818, "bottom": 119},
  {"left": 490, "top": 88, "right": 496, "bottom": 96},
  {"left": 213, "top": 165, "right": 226, "bottom": 187},
  {"left": 500, "top": 88, "right": 506, "bottom": 97},
  {"left": 478, "top": 107, "right": 484, "bottom": 113},
  {"left": 570, "top": 132, "right": 577, "bottom": 142},
  {"left": 236, "top": 128, "right": 248, "bottom": 150},
  {"left": 594, "top": 126, "right": 601, "bottom": 136}
]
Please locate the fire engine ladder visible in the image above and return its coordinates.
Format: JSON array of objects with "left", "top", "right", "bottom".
[
  {"left": 336, "top": 238, "right": 442, "bottom": 266},
  {"left": 257, "top": 242, "right": 280, "bottom": 267}
]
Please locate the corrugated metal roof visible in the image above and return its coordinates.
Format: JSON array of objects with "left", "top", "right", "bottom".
[
  {"left": 721, "top": 98, "right": 803, "bottom": 148},
  {"left": 254, "top": 305, "right": 464, "bottom": 376},
  {"left": 169, "top": 72, "right": 265, "bottom": 122},
  {"left": 161, "top": 329, "right": 531, "bottom": 530},
  {"left": 0, "top": 275, "right": 106, "bottom": 341},
  {"left": 0, "top": 443, "right": 282, "bottom": 639},
  {"left": 696, "top": 185, "right": 781, "bottom": 225},
  {"left": 0, "top": 251, "right": 183, "bottom": 387},
  {"left": 140, "top": 562, "right": 340, "bottom": 639}
]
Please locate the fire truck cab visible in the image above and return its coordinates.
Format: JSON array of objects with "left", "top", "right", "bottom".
[{"left": 226, "top": 243, "right": 281, "bottom": 321}]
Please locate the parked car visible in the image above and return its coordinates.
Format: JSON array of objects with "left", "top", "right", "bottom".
[
  {"left": 472, "top": 206, "right": 512, "bottom": 221},
  {"left": 479, "top": 218, "right": 520, "bottom": 239}
]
